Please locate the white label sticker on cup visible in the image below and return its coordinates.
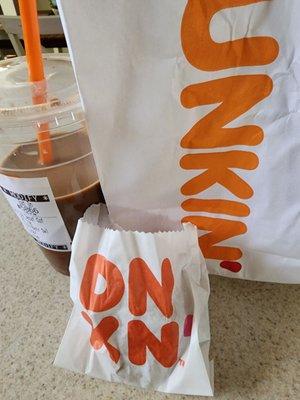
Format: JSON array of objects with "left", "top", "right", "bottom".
[{"left": 0, "top": 174, "right": 72, "bottom": 251}]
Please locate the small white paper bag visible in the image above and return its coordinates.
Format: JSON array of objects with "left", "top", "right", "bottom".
[{"left": 54, "top": 204, "right": 213, "bottom": 396}]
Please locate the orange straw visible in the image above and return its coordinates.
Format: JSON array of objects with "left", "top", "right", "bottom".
[{"left": 18, "top": 0, "right": 53, "bottom": 165}]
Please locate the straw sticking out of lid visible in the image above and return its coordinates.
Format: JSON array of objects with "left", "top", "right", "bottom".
[{"left": 18, "top": 0, "right": 53, "bottom": 165}]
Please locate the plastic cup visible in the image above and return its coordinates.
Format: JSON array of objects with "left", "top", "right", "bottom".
[{"left": 0, "top": 54, "right": 104, "bottom": 275}]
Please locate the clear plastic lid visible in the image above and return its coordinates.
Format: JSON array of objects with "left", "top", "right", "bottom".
[{"left": 0, "top": 54, "right": 82, "bottom": 128}]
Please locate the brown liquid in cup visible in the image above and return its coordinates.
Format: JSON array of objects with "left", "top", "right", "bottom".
[{"left": 0, "top": 130, "right": 104, "bottom": 275}]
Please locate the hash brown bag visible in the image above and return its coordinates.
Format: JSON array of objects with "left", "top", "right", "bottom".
[{"left": 54, "top": 205, "right": 213, "bottom": 396}]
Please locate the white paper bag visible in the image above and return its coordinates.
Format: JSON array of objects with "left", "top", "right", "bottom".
[
  {"left": 57, "top": 0, "right": 300, "bottom": 284},
  {"left": 54, "top": 205, "right": 213, "bottom": 396}
]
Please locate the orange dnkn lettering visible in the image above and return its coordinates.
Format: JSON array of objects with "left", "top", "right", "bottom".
[
  {"left": 128, "top": 320, "right": 179, "bottom": 368},
  {"left": 182, "top": 215, "right": 247, "bottom": 261},
  {"left": 181, "top": 0, "right": 279, "bottom": 71},
  {"left": 80, "top": 256, "right": 178, "bottom": 366},
  {"left": 182, "top": 198, "right": 250, "bottom": 217},
  {"left": 81, "top": 312, "right": 120, "bottom": 363},
  {"left": 80, "top": 254, "right": 125, "bottom": 312},
  {"left": 180, "top": 151, "right": 258, "bottom": 199},
  {"left": 129, "top": 258, "right": 174, "bottom": 318},
  {"left": 180, "top": 0, "right": 279, "bottom": 270},
  {"left": 180, "top": 75, "right": 273, "bottom": 149}
]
